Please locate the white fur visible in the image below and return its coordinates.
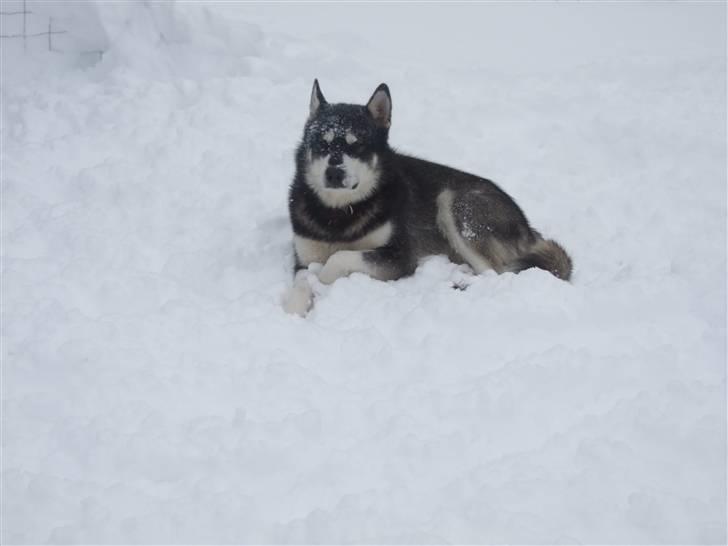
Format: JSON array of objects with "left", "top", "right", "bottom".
[
  {"left": 285, "top": 222, "right": 393, "bottom": 314},
  {"left": 294, "top": 221, "right": 393, "bottom": 267},
  {"left": 323, "top": 129, "right": 334, "bottom": 143},
  {"left": 304, "top": 153, "right": 380, "bottom": 208},
  {"left": 282, "top": 270, "right": 314, "bottom": 316},
  {"left": 436, "top": 189, "right": 492, "bottom": 273},
  {"left": 345, "top": 132, "right": 357, "bottom": 144},
  {"left": 319, "top": 250, "right": 378, "bottom": 285},
  {"left": 305, "top": 151, "right": 328, "bottom": 187}
]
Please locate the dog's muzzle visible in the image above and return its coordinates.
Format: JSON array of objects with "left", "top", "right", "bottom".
[{"left": 324, "top": 167, "right": 346, "bottom": 188}]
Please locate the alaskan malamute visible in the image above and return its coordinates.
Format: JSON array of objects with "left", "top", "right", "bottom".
[{"left": 284, "top": 81, "right": 572, "bottom": 315}]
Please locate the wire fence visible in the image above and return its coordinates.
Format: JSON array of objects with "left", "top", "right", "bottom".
[{"left": 0, "top": 0, "right": 103, "bottom": 60}]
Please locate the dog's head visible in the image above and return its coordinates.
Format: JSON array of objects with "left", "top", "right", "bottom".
[{"left": 298, "top": 80, "right": 392, "bottom": 208}]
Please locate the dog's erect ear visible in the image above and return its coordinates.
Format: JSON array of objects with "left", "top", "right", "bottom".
[
  {"left": 366, "top": 83, "right": 391, "bottom": 128},
  {"left": 310, "top": 79, "right": 327, "bottom": 116}
]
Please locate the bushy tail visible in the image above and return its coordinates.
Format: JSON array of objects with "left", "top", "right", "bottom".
[{"left": 514, "top": 238, "right": 573, "bottom": 281}]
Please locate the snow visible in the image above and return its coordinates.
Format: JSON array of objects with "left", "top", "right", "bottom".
[{"left": 2, "top": 1, "right": 726, "bottom": 543}]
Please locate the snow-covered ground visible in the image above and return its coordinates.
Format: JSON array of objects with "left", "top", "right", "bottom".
[{"left": 2, "top": 2, "right": 726, "bottom": 543}]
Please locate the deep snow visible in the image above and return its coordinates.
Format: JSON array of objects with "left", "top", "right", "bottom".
[{"left": 1, "top": 2, "right": 726, "bottom": 544}]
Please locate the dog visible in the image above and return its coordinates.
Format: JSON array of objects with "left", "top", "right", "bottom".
[{"left": 283, "top": 80, "right": 572, "bottom": 316}]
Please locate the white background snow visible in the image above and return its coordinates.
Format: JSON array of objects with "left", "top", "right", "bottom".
[{"left": 2, "top": 1, "right": 726, "bottom": 543}]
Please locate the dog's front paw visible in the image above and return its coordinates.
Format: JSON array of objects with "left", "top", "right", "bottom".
[
  {"left": 282, "top": 276, "right": 314, "bottom": 316},
  {"left": 318, "top": 250, "right": 363, "bottom": 285}
]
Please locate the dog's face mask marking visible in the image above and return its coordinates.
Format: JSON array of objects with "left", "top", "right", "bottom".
[{"left": 301, "top": 80, "right": 391, "bottom": 208}]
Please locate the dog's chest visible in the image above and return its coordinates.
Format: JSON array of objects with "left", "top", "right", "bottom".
[{"left": 294, "top": 222, "right": 393, "bottom": 266}]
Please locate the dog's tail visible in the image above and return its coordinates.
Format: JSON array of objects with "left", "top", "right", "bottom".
[{"left": 513, "top": 237, "right": 573, "bottom": 281}]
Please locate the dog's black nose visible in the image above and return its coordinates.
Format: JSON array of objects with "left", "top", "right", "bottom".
[{"left": 325, "top": 167, "right": 345, "bottom": 188}]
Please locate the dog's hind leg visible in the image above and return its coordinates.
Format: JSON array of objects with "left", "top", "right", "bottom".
[
  {"left": 437, "top": 188, "right": 572, "bottom": 281},
  {"left": 437, "top": 188, "right": 534, "bottom": 273},
  {"left": 436, "top": 189, "right": 495, "bottom": 274}
]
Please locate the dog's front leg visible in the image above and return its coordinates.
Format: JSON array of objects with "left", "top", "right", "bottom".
[
  {"left": 318, "top": 250, "right": 370, "bottom": 284},
  {"left": 282, "top": 269, "right": 315, "bottom": 316},
  {"left": 318, "top": 248, "right": 407, "bottom": 285}
]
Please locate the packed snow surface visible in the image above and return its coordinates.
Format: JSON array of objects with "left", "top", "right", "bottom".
[{"left": 2, "top": 2, "right": 726, "bottom": 543}]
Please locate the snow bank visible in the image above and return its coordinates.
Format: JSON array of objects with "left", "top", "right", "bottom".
[
  {"left": 2, "top": 2, "right": 726, "bottom": 543},
  {"left": 1, "top": 1, "right": 261, "bottom": 82}
]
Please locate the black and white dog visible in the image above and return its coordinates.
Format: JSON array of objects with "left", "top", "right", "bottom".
[{"left": 284, "top": 80, "right": 572, "bottom": 315}]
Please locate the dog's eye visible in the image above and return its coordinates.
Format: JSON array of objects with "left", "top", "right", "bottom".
[
  {"left": 314, "top": 139, "right": 329, "bottom": 153},
  {"left": 348, "top": 142, "right": 366, "bottom": 155}
]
